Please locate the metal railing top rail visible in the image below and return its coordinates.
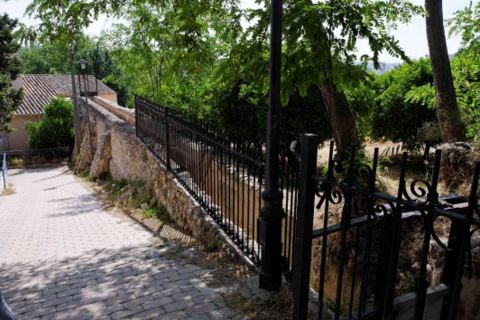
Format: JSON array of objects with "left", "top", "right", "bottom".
[{"left": 135, "top": 94, "right": 265, "bottom": 161}]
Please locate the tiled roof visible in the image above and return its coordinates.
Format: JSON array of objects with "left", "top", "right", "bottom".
[{"left": 15, "top": 74, "right": 117, "bottom": 116}]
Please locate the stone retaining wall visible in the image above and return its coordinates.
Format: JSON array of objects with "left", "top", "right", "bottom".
[{"left": 75, "top": 97, "right": 252, "bottom": 266}]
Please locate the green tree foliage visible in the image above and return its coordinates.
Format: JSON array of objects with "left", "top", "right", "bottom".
[
  {"left": 25, "top": 97, "right": 74, "bottom": 149},
  {"left": 404, "top": 2, "right": 480, "bottom": 142},
  {"left": 0, "top": 14, "right": 23, "bottom": 132},
  {"left": 19, "top": 43, "right": 70, "bottom": 74},
  {"left": 102, "top": 1, "right": 233, "bottom": 109},
  {"left": 347, "top": 58, "right": 438, "bottom": 150},
  {"left": 448, "top": 1, "right": 480, "bottom": 53},
  {"left": 447, "top": 1, "right": 480, "bottom": 140},
  {"left": 220, "top": 0, "right": 423, "bottom": 153},
  {"left": 19, "top": 36, "right": 129, "bottom": 106}
]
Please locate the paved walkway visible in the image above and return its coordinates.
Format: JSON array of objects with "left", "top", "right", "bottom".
[{"left": 0, "top": 167, "right": 239, "bottom": 320}]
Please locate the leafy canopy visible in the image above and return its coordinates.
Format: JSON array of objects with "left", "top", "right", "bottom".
[
  {"left": 220, "top": 0, "right": 423, "bottom": 105},
  {"left": 0, "top": 14, "right": 23, "bottom": 132}
]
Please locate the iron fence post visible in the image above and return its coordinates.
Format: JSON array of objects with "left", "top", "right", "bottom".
[
  {"left": 441, "top": 162, "right": 480, "bottom": 319},
  {"left": 441, "top": 217, "right": 466, "bottom": 320},
  {"left": 292, "top": 134, "right": 318, "bottom": 320},
  {"left": 165, "top": 107, "right": 171, "bottom": 170},
  {"left": 258, "top": 0, "right": 284, "bottom": 291}
]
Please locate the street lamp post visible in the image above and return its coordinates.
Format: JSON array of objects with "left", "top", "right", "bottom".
[
  {"left": 258, "top": 0, "right": 285, "bottom": 291},
  {"left": 78, "top": 58, "right": 94, "bottom": 161}
]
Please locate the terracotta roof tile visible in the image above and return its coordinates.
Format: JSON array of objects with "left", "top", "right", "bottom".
[{"left": 15, "top": 74, "right": 117, "bottom": 116}]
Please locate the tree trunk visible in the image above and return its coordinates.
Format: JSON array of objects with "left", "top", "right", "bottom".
[
  {"left": 318, "top": 79, "right": 359, "bottom": 155},
  {"left": 425, "top": 0, "right": 466, "bottom": 142}
]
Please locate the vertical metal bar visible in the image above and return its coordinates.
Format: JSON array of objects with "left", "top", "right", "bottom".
[
  {"left": 227, "top": 150, "right": 231, "bottom": 233},
  {"left": 165, "top": 108, "right": 171, "bottom": 169},
  {"left": 221, "top": 148, "right": 225, "bottom": 228},
  {"left": 358, "top": 148, "right": 379, "bottom": 316},
  {"left": 413, "top": 149, "right": 441, "bottom": 320},
  {"left": 443, "top": 162, "right": 480, "bottom": 319},
  {"left": 265, "top": 0, "right": 282, "bottom": 192},
  {"left": 282, "top": 149, "right": 289, "bottom": 262},
  {"left": 318, "top": 141, "right": 335, "bottom": 319},
  {"left": 292, "top": 134, "right": 318, "bottom": 320},
  {"left": 135, "top": 95, "right": 139, "bottom": 137},
  {"left": 258, "top": 0, "right": 284, "bottom": 291},
  {"left": 286, "top": 159, "right": 295, "bottom": 271},
  {"left": 334, "top": 145, "right": 356, "bottom": 320},
  {"left": 348, "top": 226, "right": 361, "bottom": 318},
  {"left": 382, "top": 152, "right": 408, "bottom": 318},
  {"left": 249, "top": 162, "right": 254, "bottom": 252},
  {"left": 242, "top": 157, "right": 246, "bottom": 247}
]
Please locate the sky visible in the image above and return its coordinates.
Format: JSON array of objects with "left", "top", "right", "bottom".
[{"left": 2, "top": 0, "right": 474, "bottom": 63}]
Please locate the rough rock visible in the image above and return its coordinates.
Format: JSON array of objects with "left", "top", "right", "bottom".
[
  {"left": 120, "top": 192, "right": 131, "bottom": 199},
  {"left": 90, "top": 129, "right": 112, "bottom": 179},
  {"left": 237, "top": 276, "right": 276, "bottom": 301}
]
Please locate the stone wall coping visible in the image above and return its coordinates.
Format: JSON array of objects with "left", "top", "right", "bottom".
[{"left": 92, "top": 96, "right": 135, "bottom": 127}]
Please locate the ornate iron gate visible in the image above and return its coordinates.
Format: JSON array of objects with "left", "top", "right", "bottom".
[{"left": 292, "top": 134, "right": 480, "bottom": 320}]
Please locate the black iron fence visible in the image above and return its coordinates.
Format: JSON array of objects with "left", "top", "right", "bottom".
[
  {"left": 292, "top": 134, "right": 480, "bottom": 320},
  {"left": 136, "top": 95, "right": 265, "bottom": 264},
  {"left": 134, "top": 95, "right": 303, "bottom": 270}
]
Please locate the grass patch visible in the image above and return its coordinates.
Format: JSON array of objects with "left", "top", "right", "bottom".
[
  {"left": 78, "top": 170, "right": 92, "bottom": 182},
  {"left": 106, "top": 178, "right": 128, "bottom": 192},
  {"left": 10, "top": 158, "right": 24, "bottom": 167},
  {"left": 142, "top": 205, "right": 172, "bottom": 222},
  {"left": 205, "top": 242, "right": 218, "bottom": 253}
]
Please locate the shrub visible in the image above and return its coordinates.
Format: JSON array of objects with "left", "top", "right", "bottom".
[{"left": 25, "top": 97, "right": 74, "bottom": 149}]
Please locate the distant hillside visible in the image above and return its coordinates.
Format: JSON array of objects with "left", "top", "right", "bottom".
[
  {"left": 366, "top": 62, "right": 401, "bottom": 74},
  {"left": 358, "top": 53, "right": 457, "bottom": 75}
]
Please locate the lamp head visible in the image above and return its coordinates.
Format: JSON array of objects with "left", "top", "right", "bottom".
[{"left": 78, "top": 58, "right": 87, "bottom": 70}]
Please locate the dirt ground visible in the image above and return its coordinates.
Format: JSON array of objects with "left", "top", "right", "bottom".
[{"left": 317, "top": 140, "right": 405, "bottom": 163}]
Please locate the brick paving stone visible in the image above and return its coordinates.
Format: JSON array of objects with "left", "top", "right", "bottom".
[
  {"left": 0, "top": 167, "right": 240, "bottom": 320},
  {"left": 122, "top": 295, "right": 153, "bottom": 310},
  {"left": 43, "top": 309, "right": 76, "bottom": 320},
  {"left": 22, "top": 306, "right": 56, "bottom": 318},
  {"left": 162, "top": 310, "right": 188, "bottom": 320},
  {"left": 42, "top": 295, "right": 73, "bottom": 308},
  {"left": 142, "top": 296, "right": 174, "bottom": 310},
  {"left": 169, "top": 272, "right": 196, "bottom": 282},
  {"left": 185, "top": 303, "right": 218, "bottom": 316},
  {"left": 172, "top": 290, "right": 203, "bottom": 302},
  {"left": 164, "top": 299, "right": 196, "bottom": 313},
  {"left": 185, "top": 315, "right": 212, "bottom": 320},
  {"left": 111, "top": 305, "right": 143, "bottom": 320},
  {"left": 152, "top": 288, "right": 183, "bottom": 299},
  {"left": 130, "top": 307, "right": 166, "bottom": 320},
  {"left": 193, "top": 293, "right": 223, "bottom": 304}
]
